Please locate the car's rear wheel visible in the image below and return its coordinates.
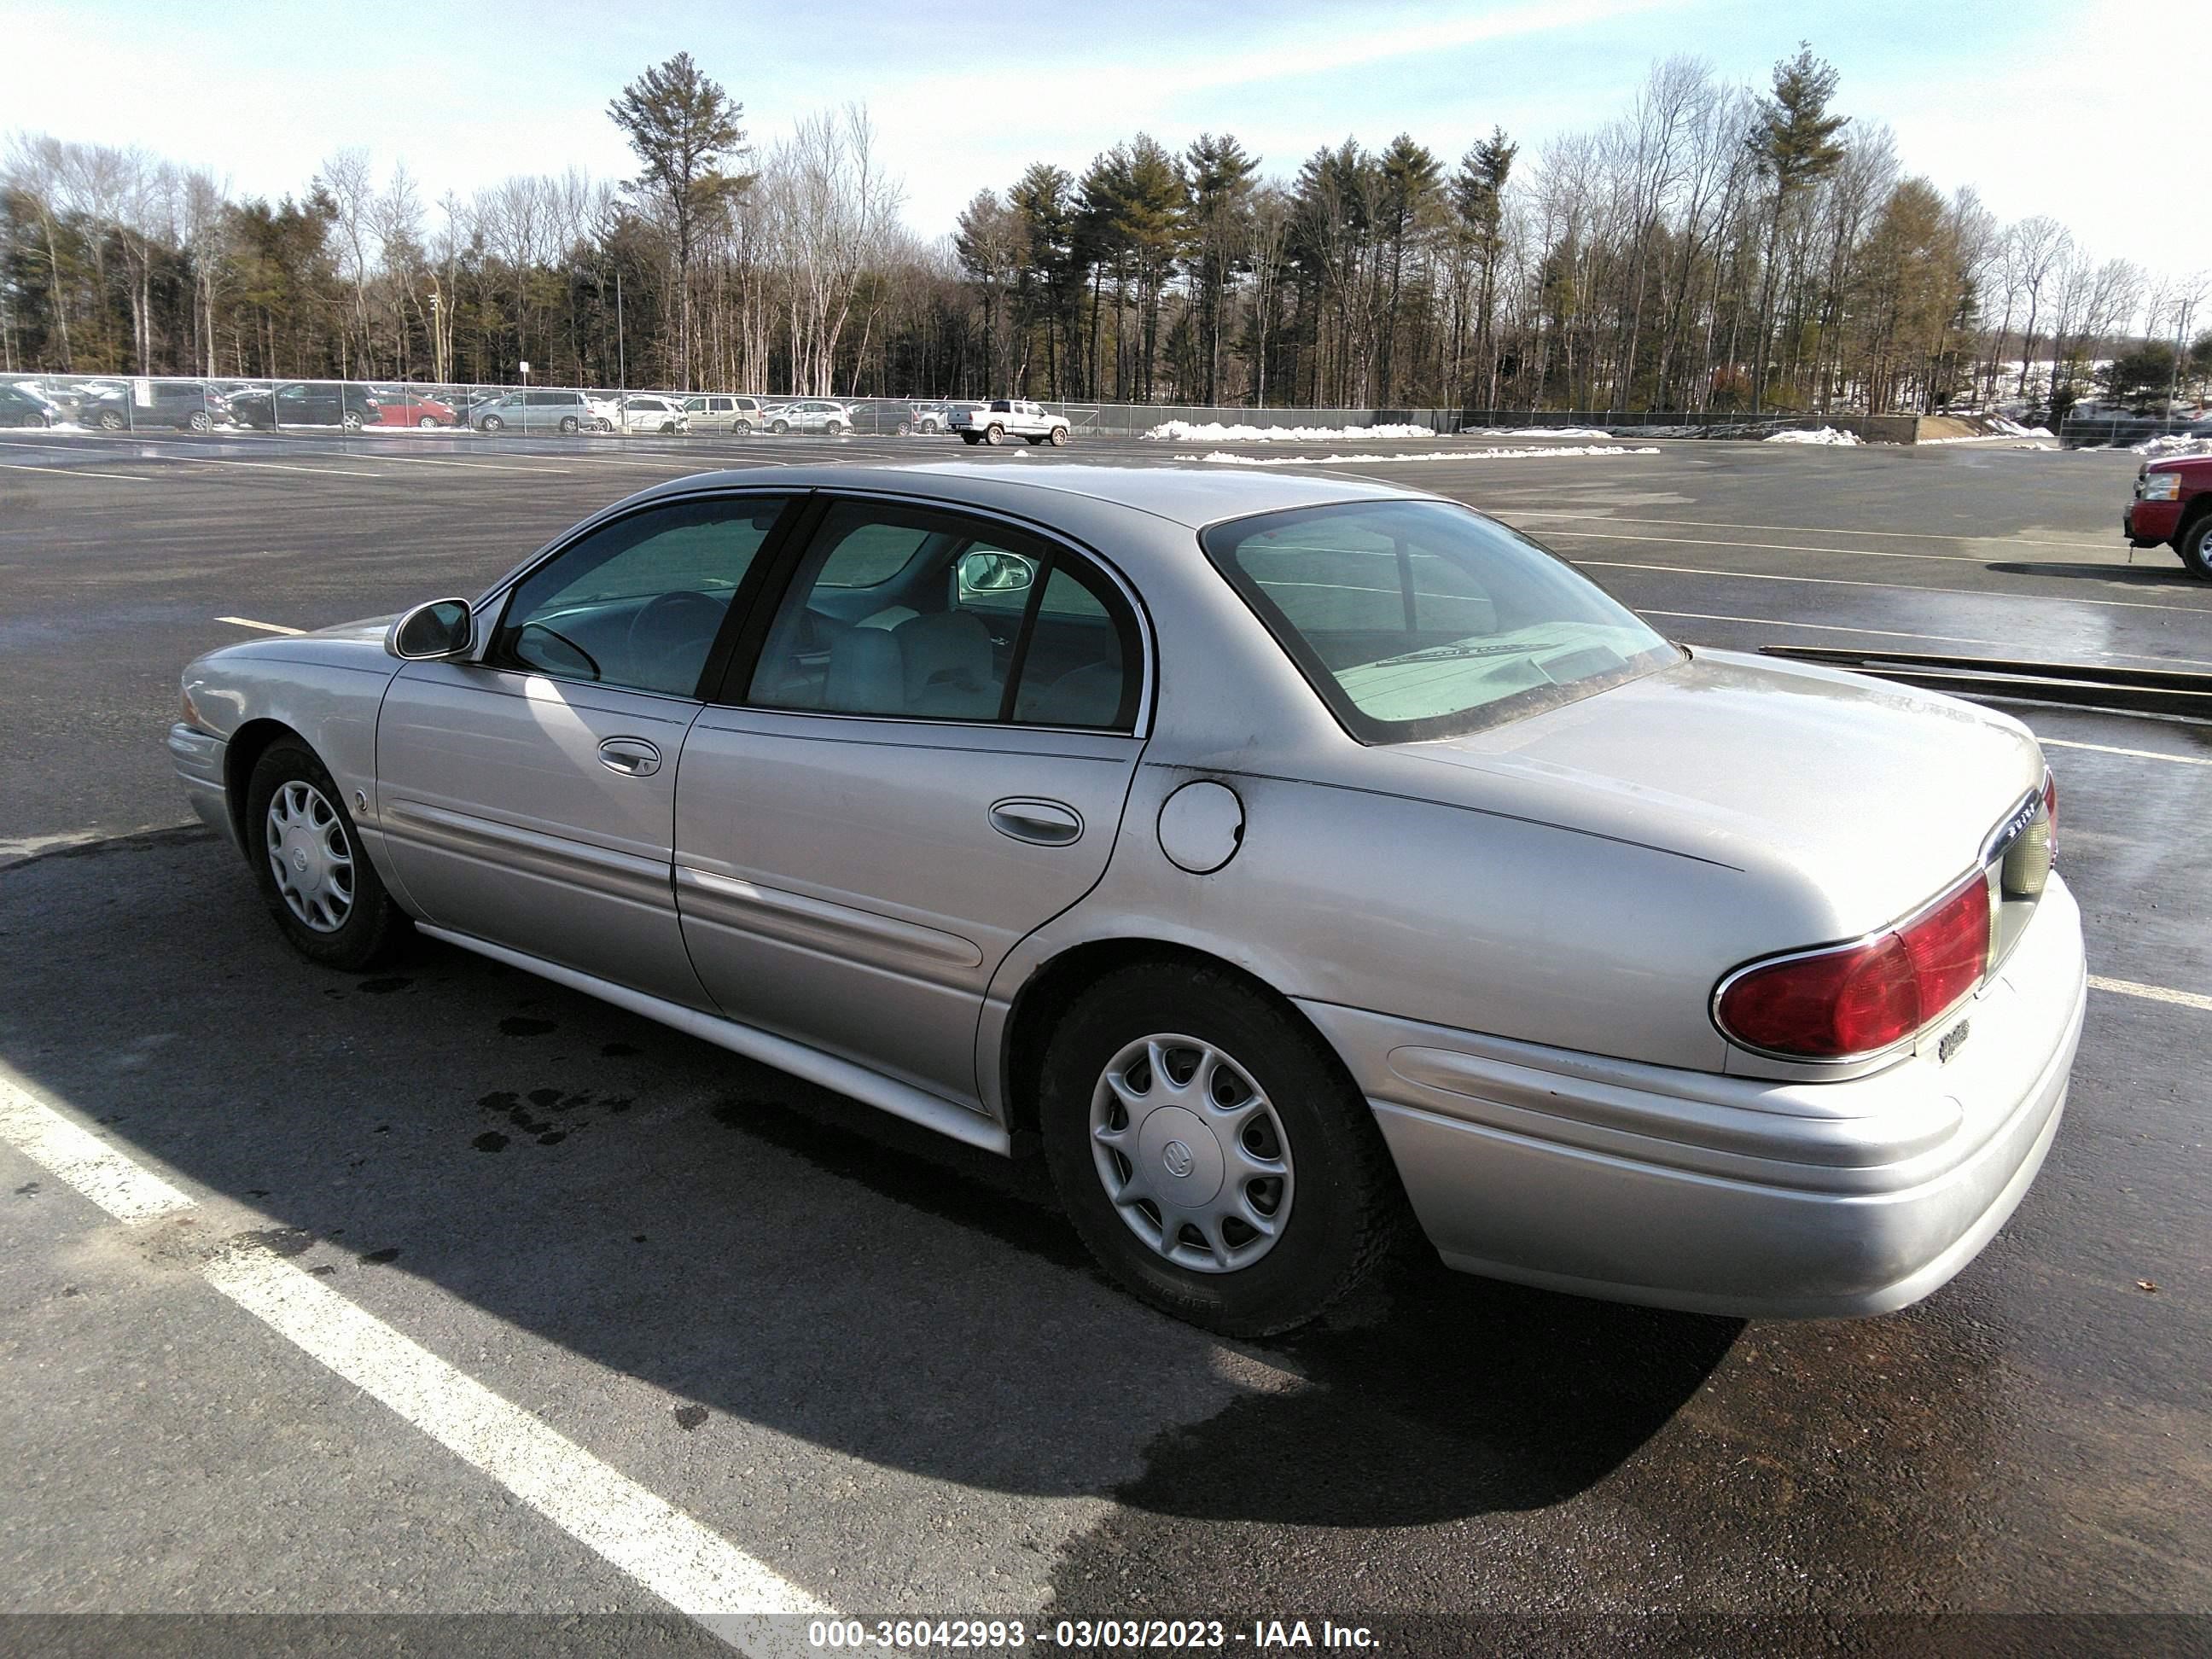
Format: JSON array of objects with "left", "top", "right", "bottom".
[
  {"left": 825, "top": 419, "right": 847, "bottom": 435},
  {"left": 246, "top": 739, "right": 407, "bottom": 971},
  {"left": 1039, "top": 963, "right": 1406, "bottom": 1336},
  {"left": 480, "top": 415, "right": 504, "bottom": 434},
  {"left": 985, "top": 423, "right": 1006, "bottom": 445},
  {"left": 341, "top": 410, "right": 364, "bottom": 432},
  {"left": 186, "top": 410, "right": 213, "bottom": 432},
  {"left": 558, "top": 416, "right": 580, "bottom": 435},
  {"left": 2180, "top": 513, "right": 2212, "bottom": 580}
]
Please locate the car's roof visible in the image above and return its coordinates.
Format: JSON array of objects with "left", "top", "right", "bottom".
[{"left": 629, "top": 461, "right": 1433, "bottom": 530}]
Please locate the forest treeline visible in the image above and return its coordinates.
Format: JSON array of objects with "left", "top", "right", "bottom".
[{"left": 2, "top": 47, "right": 2197, "bottom": 419}]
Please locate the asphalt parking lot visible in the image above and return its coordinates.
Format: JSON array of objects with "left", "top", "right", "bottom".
[{"left": 1, "top": 425, "right": 2207, "bottom": 1655}]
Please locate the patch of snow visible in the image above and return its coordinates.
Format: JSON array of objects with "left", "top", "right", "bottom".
[
  {"left": 1764, "top": 427, "right": 1862, "bottom": 445},
  {"left": 2132, "top": 432, "right": 2212, "bottom": 458},
  {"left": 1488, "top": 426, "right": 1615, "bottom": 439},
  {"left": 1187, "top": 445, "right": 1661, "bottom": 467},
  {"left": 1143, "top": 420, "right": 1435, "bottom": 442},
  {"left": 1988, "top": 416, "right": 2054, "bottom": 438}
]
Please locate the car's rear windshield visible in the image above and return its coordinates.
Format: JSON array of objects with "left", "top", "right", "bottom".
[{"left": 1201, "top": 499, "right": 1679, "bottom": 743}]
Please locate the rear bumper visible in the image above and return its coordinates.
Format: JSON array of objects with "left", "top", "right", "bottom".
[
  {"left": 1300, "top": 876, "right": 2086, "bottom": 1318},
  {"left": 2125, "top": 499, "right": 2180, "bottom": 543}
]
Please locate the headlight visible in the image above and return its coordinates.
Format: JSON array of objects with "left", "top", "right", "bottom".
[{"left": 2140, "top": 471, "right": 2183, "bottom": 500}]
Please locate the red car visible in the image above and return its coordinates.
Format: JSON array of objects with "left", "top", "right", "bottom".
[{"left": 368, "top": 389, "right": 457, "bottom": 428}]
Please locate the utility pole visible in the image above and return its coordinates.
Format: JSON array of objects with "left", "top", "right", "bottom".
[{"left": 616, "top": 267, "right": 626, "bottom": 392}]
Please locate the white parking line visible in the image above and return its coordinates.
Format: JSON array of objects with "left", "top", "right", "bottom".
[
  {"left": 1581, "top": 559, "right": 2209, "bottom": 614},
  {"left": 154, "top": 452, "right": 390, "bottom": 480},
  {"left": 1505, "top": 510, "right": 2116, "bottom": 551},
  {"left": 2041, "top": 738, "right": 2212, "bottom": 766},
  {"left": 0, "top": 1069, "right": 833, "bottom": 1650},
  {"left": 0, "top": 459, "right": 153, "bottom": 482},
  {"left": 217, "top": 615, "right": 305, "bottom": 636},
  {"left": 1644, "top": 610, "right": 2212, "bottom": 671},
  {"left": 0, "top": 1075, "right": 195, "bottom": 1223},
  {"left": 205, "top": 1243, "right": 831, "bottom": 1642},
  {"left": 2089, "top": 975, "right": 2212, "bottom": 1012}
]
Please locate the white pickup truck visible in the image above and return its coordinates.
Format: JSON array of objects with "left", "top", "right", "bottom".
[{"left": 951, "top": 398, "right": 1071, "bottom": 445}]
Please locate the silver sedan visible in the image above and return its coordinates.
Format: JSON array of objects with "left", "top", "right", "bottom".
[{"left": 171, "top": 464, "right": 2086, "bottom": 1335}]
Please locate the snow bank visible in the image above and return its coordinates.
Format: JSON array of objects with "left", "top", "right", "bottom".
[
  {"left": 2132, "top": 432, "right": 2212, "bottom": 458},
  {"left": 1764, "top": 426, "right": 1862, "bottom": 445},
  {"left": 1189, "top": 445, "right": 1660, "bottom": 467},
  {"left": 1143, "top": 420, "right": 1435, "bottom": 442},
  {"left": 1988, "top": 416, "right": 2054, "bottom": 438},
  {"left": 1490, "top": 426, "right": 1614, "bottom": 439}
]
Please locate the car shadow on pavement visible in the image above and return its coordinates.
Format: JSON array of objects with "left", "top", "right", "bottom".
[
  {"left": 0, "top": 829, "right": 1739, "bottom": 1531},
  {"left": 1984, "top": 560, "right": 2203, "bottom": 585}
]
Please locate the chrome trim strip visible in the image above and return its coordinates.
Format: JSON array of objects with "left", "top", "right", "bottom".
[
  {"left": 417, "top": 923, "right": 1011, "bottom": 1155},
  {"left": 673, "top": 864, "right": 984, "bottom": 970}
]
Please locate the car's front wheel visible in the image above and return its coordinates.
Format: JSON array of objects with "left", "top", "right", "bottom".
[
  {"left": 2180, "top": 513, "right": 2212, "bottom": 580},
  {"left": 245, "top": 739, "right": 407, "bottom": 970},
  {"left": 1039, "top": 962, "right": 1405, "bottom": 1336},
  {"left": 770, "top": 419, "right": 789, "bottom": 434},
  {"left": 1048, "top": 426, "right": 1069, "bottom": 445},
  {"left": 186, "top": 410, "right": 214, "bottom": 432},
  {"left": 96, "top": 409, "right": 126, "bottom": 431},
  {"left": 416, "top": 416, "right": 439, "bottom": 428}
]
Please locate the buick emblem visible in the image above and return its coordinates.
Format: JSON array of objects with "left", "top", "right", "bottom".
[
  {"left": 1161, "top": 1140, "right": 1196, "bottom": 1179},
  {"left": 293, "top": 850, "right": 310, "bottom": 873}
]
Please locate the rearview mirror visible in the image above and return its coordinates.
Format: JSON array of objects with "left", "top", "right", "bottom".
[
  {"left": 958, "top": 550, "right": 1034, "bottom": 595},
  {"left": 387, "top": 597, "right": 474, "bottom": 661}
]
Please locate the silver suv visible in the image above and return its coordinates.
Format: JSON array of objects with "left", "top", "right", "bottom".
[
  {"left": 762, "top": 399, "right": 855, "bottom": 435},
  {"left": 681, "top": 394, "right": 769, "bottom": 434}
]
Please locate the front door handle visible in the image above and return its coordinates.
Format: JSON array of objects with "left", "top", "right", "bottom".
[
  {"left": 598, "top": 736, "right": 662, "bottom": 777},
  {"left": 989, "top": 798, "right": 1082, "bottom": 846}
]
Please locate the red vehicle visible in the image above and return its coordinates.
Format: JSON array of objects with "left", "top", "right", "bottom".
[
  {"left": 2124, "top": 453, "right": 2212, "bottom": 579},
  {"left": 368, "top": 389, "right": 457, "bottom": 428}
]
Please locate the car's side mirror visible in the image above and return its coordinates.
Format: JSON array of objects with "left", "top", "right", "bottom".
[
  {"left": 387, "top": 598, "right": 474, "bottom": 661},
  {"left": 958, "top": 550, "right": 1034, "bottom": 596}
]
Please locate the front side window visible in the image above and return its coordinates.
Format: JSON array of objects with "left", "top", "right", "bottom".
[
  {"left": 746, "top": 499, "right": 1139, "bottom": 730},
  {"left": 1201, "top": 500, "right": 1678, "bottom": 742},
  {"left": 495, "top": 496, "right": 790, "bottom": 698}
]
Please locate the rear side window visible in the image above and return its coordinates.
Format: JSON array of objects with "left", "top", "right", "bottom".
[{"left": 1202, "top": 500, "right": 1679, "bottom": 743}]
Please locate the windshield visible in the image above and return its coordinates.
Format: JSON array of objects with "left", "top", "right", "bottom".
[{"left": 1201, "top": 499, "right": 1679, "bottom": 742}]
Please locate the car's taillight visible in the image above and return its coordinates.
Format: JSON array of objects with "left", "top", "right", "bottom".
[
  {"left": 2043, "top": 773, "right": 2058, "bottom": 864},
  {"left": 1715, "top": 873, "right": 1992, "bottom": 1060}
]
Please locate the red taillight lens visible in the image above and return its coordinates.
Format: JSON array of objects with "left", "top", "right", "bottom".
[
  {"left": 2043, "top": 773, "right": 2058, "bottom": 864},
  {"left": 1716, "top": 875, "right": 1991, "bottom": 1060}
]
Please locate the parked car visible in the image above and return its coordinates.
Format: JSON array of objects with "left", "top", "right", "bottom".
[
  {"left": 897, "top": 402, "right": 962, "bottom": 436},
  {"left": 681, "top": 393, "right": 769, "bottom": 434},
  {"left": 368, "top": 389, "right": 458, "bottom": 428},
  {"left": 952, "top": 398, "right": 1071, "bottom": 446},
  {"left": 2122, "top": 454, "right": 2212, "bottom": 578},
  {"left": 761, "top": 399, "right": 855, "bottom": 435},
  {"left": 226, "top": 381, "right": 381, "bottom": 432},
  {"left": 171, "top": 464, "right": 2082, "bottom": 1336},
  {"left": 470, "top": 389, "right": 602, "bottom": 435},
  {"left": 79, "top": 380, "right": 235, "bottom": 432},
  {"left": 0, "top": 382, "right": 60, "bottom": 427},
  {"left": 609, "top": 394, "right": 692, "bottom": 435}
]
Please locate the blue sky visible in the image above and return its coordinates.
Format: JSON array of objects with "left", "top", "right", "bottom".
[{"left": 4, "top": 0, "right": 2181, "bottom": 272}]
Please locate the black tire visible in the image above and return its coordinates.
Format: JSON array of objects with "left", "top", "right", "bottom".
[
  {"left": 2180, "top": 513, "right": 2212, "bottom": 580},
  {"left": 96, "top": 409, "right": 125, "bottom": 431},
  {"left": 985, "top": 423, "right": 1006, "bottom": 445},
  {"left": 1048, "top": 426, "right": 1069, "bottom": 445},
  {"left": 186, "top": 410, "right": 213, "bottom": 432},
  {"left": 734, "top": 420, "right": 754, "bottom": 434},
  {"left": 480, "top": 415, "right": 504, "bottom": 434},
  {"left": 416, "top": 416, "right": 439, "bottom": 428},
  {"left": 825, "top": 419, "right": 847, "bottom": 435},
  {"left": 1038, "top": 962, "right": 1406, "bottom": 1337},
  {"left": 341, "top": 410, "right": 364, "bottom": 432},
  {"left": 558, "top": 415, "right": 580, "bottom": 435},
  {"left": 771, "top": 419, "right": 789, "bottom": 434},
  {"left": 244, "top": 738, "right": 408, "bottom": 971}
]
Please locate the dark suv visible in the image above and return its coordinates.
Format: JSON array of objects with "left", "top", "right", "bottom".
[
  {"left": 79, "top": 381, "right": 233, "bottom": 432},
  {"left": 226, "top": 381, "right": 383, "bottom": 431},
  {"left": 2123, "top": 453, "right": 2212, "bottom": 579}
]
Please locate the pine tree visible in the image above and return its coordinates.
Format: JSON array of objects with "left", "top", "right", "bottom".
[{"left": 1745, "top": 43, "right": 1848, "bottom": 410}]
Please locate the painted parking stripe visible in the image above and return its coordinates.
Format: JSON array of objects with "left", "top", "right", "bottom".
[
  {"left": 0, "top": 1074, "right": 194, "bottom": 1223},
  {"left": 153, "top": 452, "right": 390, "bottom": 480},
  {"left": 217, "top": 615, "right": 306, "bottom": 636},
  {"left": 204, "top": 1243, "right": 831, "bottom": 1644},
  {"left": 1506, "top": 510, "right": 2116, "bottom": 551},
  {"left": 2041, "top": 738, "right": 2212, "bottom": 767},
  {"left": 1643, "top": 610, "right": 2212, "bottom": 672},
  {"left": 0, "top": 459, "right": 153, "bottom": 482},
  {"left": 1580, "top": 560, "right": 2210, "bottom": 614},
  {"left": 2088, "top": 975, "right": 2212, "bottom": 1012},
  {"left": 0, "top": 1074, "right": 834, "bottom": 1650}
]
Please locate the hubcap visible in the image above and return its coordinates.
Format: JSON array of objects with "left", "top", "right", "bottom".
[
  {"left": 1090, "top": 1034, "right": 1293, "bottom": 1272},
  {"left": 265, "top": 780, "right": 354, "bottom": 934}
]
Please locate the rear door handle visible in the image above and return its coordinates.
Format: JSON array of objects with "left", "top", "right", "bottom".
[
  {"left": 989, "top": 798, "right": 1082, "bottom": 846},
  {"left": 598, "top": 736, "right": 662, "bottom": 777}
]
